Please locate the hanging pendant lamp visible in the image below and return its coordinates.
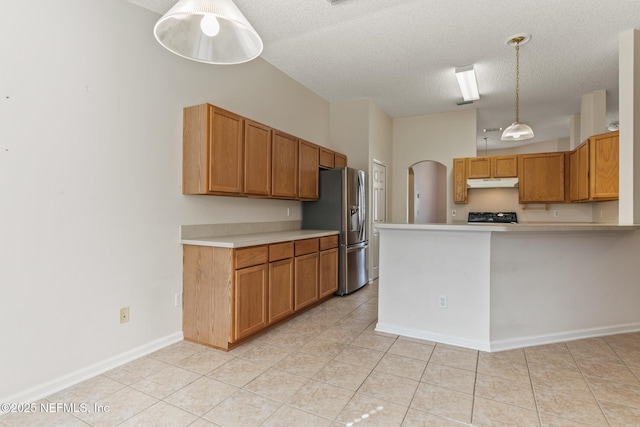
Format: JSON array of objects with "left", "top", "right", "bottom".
[
  {"left": 501, "top": 35, "right": 534, "bottom": 141},
  {"left": 154, "top": 0, "right": 263, "bottom": 65}
]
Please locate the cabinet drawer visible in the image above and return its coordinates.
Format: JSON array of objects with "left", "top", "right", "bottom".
[
  {"left": 319, "top": 235, "right": 339, "bottom": 251},
  {"left": 295, "top": 238, "right": 319, "bottom": 256},
  {"left": 234, "top": 246, "right": 268, "bottom": 269},
  {"left": 269, "top": 241, "right": 294, "bottom": 262}
]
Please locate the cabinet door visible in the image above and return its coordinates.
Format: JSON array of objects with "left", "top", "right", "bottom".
[
  {"left": 590, "top": 132, "right": 619, "bottom": 200},
  {"left": 294, "top": 252, "right": 319, "bottom": 311},
  {"left": 468, "top": 157, "right": 491, "bottom": 178},
  {"left": 244, "top": 120, "right": 271, "bottom": 196},
  {"left": 269, "top": 258, "right": 294, "bottom": 324},
  {"left": 577, "top": 142, "right": 590, "bottom": 201},
  {"left": 271, "top": 131, "right": 299, "bottom": 198},
  {"left": 453, "top": 158, "right": 468, "bottom": 204},
  {"left": 518, "top": 153, "right": 566, "bottom": 203},
  {"left": 570, "top": 149, "right": 579, "bottom": 201},
  {"left": 492, "top": 156, "right": 518, "bottom": 178},
  {"left": 334, "top": 153, "right": 347, "bottom": 168},
  {"left": 319, "top": 248, "right": 338, "bottom": 298},
  {"left": 298, "top": 140, "right": 319, "bottom": 200},
  {"left": 233, "top": 264, "right": 268, "bottom": 341},
  {"left": 319, "top": 147, "right": 335, "bottom": 169},
  {"left": 208, "top": 106, "right": 244, "bottom": 194}
]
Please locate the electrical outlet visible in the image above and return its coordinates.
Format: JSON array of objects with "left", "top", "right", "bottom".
[
  {"left": 286, "top": 207, "right": 291, "bottom": 217},
  {"left": 438, "top": 295, "right": 447, "bottom": 309},
  {"left": 175, "top": 293, "right": 183, "bottom": 308},
  {"left": 451, "top": 209, "right": 456, "bottom": 217},
  {"left": 120, "top": 307, "right": 130, "bottom": 324},
  {"left": 553, "top": 210, "right": 559, "bottom": 217}
]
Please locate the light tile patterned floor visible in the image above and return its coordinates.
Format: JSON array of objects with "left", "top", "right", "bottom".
[{"left": 3, "top": 281, "right": 640, "bottom": 426}]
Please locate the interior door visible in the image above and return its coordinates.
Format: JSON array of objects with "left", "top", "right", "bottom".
[{"left": 371, "top": 161, "right": 387, "bottom": 280}]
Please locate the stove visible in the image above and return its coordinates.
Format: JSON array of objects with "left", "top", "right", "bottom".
[{"left": 468, "top": 212, "right": 518, "bottom": 224}]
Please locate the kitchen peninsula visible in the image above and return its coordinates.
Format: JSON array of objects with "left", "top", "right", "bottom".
[{"left": 375, "top": 222, "right": 640, "bottom": 352}]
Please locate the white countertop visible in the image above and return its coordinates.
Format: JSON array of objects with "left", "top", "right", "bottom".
[
  {"left": 375, "top": 222, "right": 640, "bottom": 232},
  {"left": 180, "top": 229, "right": 339, "bottom": 248}
]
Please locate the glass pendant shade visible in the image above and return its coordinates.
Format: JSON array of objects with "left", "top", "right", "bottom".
[
  {"left": 154, "top": 0, "right": 263, "bottom": 65},
  {"left": 501, "top": 122, "right": 534, "bottom": 141}
]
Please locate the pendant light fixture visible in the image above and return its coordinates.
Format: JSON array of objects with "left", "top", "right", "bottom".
[
  {"left": 501, "top": 34, "right": 534, "bottom": 141},
  {"left": 154, "top": 0, "right": 263, "bottom": 65}
]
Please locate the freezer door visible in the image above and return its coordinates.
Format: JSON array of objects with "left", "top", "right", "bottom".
[
  {"left": 345, "top": 168, "right": 366, "bottom": 245},
  {"left": 338, "top": 242, "right": 369, "bottom": 295}
]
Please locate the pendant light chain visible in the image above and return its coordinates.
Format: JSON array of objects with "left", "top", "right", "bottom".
[{"left": 515, "top": 41, "right": 520, "bottom": 123}]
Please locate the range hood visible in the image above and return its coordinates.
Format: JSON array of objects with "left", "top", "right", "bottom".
[{"left": 467, "top": 177, "right": 519, "bottom": 189}]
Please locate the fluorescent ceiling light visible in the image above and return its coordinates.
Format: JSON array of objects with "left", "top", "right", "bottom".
[{"left": 455, "top": 65, "right": 480, "bottom": 101}]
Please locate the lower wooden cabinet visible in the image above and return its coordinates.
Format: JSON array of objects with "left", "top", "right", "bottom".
[
  {"left": 294, "top": 253, "right": 319, "bottom": 310},
  {"left": 319, "top": 248, "right": 338, "bottom": 298},
  {"left": 183, "top": 235, "right": 337, "bottom": 350},
  {"left": 233, "top": 264, "right": 268, "bottom": 341},
  {"left": 268, "top": 258, "right": 294, "bottom": 324}
]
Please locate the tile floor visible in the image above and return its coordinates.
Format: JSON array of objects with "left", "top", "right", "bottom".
[{"left": 3, "top": 281, "right": 640, "bottom": 426}]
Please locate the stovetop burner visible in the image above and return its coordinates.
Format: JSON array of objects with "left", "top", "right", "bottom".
[{"left": 468, "top": 212, "right": 518, "bottom": 223}]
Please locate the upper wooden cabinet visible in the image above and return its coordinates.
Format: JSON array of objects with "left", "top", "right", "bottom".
[
  {"left": 334, "top": 152, "right": 348, "bottom": 168},
  {"left": 298, "top": 140, "right": 319, "bottom": 200},
  {"left": 183, "top": 103, "right": 342, "bottom": 201},
  {"left": 271, "top": 130, "right": 299, "bottom": 199},
  {"left": 244, "top": 120, "right": 271, "bottom": 197},
  {"left": 183, "top": 104, "right": 244, "bottom": 195},
  {"left": 518, "top": 152, "right": 566, "bottom": 203},
  {"left": 453, "top": 158, "right": 468, "bottom": 204},
  {"left": 468, "top": 157, "right": 491, "bottom": 178},
  {"left": 319, "top": 147, "right": 335, "bottom": 169},
  {"left": 570, "top": 131, "right": 618, "bottom": 202},
  {"left": 589, "top": 131, "right": 619, "bottom": 200},
  {"left": 492, "top": 155, "right": 518, "bottom": 178}
]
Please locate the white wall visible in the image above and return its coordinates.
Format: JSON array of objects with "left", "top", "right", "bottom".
[
  {"left": 488, "top": 138, "right": 570, "bottom": 156},
  {"left": 0, "top": 0, "right": 330, "bottom": 401},
  {"left": 392, "top": 109, "right": 477, "bottom": 223}
]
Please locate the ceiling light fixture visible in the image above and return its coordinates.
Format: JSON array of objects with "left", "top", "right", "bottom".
[
  {"left": 455, "top": 65, "right": 480, "bottom": 102},
  {"left": 153, "top": 0, "right": 263, "bottom": 65},
  {"left": 501, "top": 34, "right": 534, "bottom": 141}
]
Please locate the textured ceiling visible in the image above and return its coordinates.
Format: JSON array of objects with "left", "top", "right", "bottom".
[{"left": 127, "top": 0, "right": 639, "bottom": 149}]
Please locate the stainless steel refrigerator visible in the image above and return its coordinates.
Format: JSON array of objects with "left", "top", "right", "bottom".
[{"left": 302, "top": 167, "right": 369, "bottom": 295}]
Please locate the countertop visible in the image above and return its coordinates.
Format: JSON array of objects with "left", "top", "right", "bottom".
[
  {"left": 375, "top": 222, "right": 640, "bottom": 232},
  {"left": 180, "top": 229, "right": 339, "bottom": 248}
]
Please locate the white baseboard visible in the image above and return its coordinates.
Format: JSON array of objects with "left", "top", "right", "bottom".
[
  {"left": 376, "top": 322, "right": 640, "bottom": 353},
  {"left": 375, "top": 322, "right": 492, "bottom": 352},
  {"left": 489, "top": 323, "right": 640, "bottom": 352},
  {"left": 1, "top": 331, "right": 183, "bottom": 407}
]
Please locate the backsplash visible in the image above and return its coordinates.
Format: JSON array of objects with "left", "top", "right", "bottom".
[
  {"left": 453, "top": 188, "right": 600, "bottom": 223},
  {"left": 180, "top": 220, "right": 301, "bottom": 240}
]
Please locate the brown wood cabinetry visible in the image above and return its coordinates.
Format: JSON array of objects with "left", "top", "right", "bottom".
[
  {"left": 183, "top": 104, "right": 244, "bottom": 195},
  {"left": 183, "top": 103, "right": 349, "bottom": 201},
  {"left": 334, "top": 153, "right": 348, "bottom": 168},
  {"left": 518, "top": 152, "right": 566, "bottom": 203},
  {"left": 294, "top": 238, "right": 319, "bottom": 311},
  {"left": 268, "top": 242, "right": 294, "bottom": 324},
  {"left": 271, "top": 130, "right": 299, "bottom": 199},
  {"left": 453, "top": 158, "right": 468, "bottom": 204},
  {"left": 183, "top": 234, "right": 337, "bottom": 350},
  {"left": 319, "top": 147, "right": 335, "bottom": 169},
  {"left": 570, "top": 142, "right": 590, "bottom": 201},
  {"left": 298, "top": 140, "right": 319, "bottom": 199},
  {"left": 233, "top": 263, "right": 268, "bottom": 341},
  {"left": 589, "top": 131, "right": 619, "bottom": 200},
  {"left": 492, "top": 155, "right": 518, "bottom": 178},
  {"left": 319, "top": 235, "right": 339, "bottom": 298},
  {"left": 570, "top": 131, "right": 618, "bottom": 202},
  {"left": 244, "top": 120, "right": 271, "bottom": 196},
  {"left": 468, "top": 157, "right": 491, "bottom": 178}
]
